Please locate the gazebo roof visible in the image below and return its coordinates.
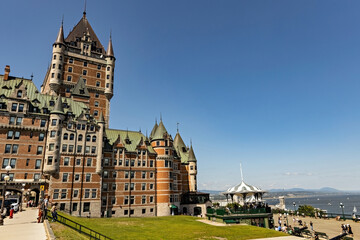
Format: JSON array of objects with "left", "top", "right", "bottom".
[{"left": 223, "top": 181, "right": 266, "bottom": 195}]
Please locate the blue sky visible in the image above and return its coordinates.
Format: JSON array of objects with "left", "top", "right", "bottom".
[{"left": 1, "top": 0, "right": 360, "bottom": 191}]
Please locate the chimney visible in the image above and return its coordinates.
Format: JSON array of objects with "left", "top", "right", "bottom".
[{"left": 4, "top": 65, "right": 10, "bottom": 80}]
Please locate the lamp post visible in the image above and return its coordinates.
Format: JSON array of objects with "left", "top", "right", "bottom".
[
  {"left": 293, "top": 202, "right": 296, "bottom": 215},
  {"left": 340, "top": 203, "right": 345, "bottom": 221},
  {"left": 0, "top": 165, "right": 12, "bottom": 225},
  {"left": 20, "top": 183, "right": 25, "bottom": 212}
]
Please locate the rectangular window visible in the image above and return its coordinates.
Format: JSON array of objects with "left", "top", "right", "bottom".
[
  {"left": 86, "top": 173, "right": 91, "bottom": 182},
  {"left": 73, "top": 190, "right": 78, "bottom": 197},
  {"left": 130, "top": 183, "right": 134, "bottom": 191},
  {"left": 142, "top": 196, "right": 146, "bottom": 204},
  {"left": 91, "top": 189, "right": 96, "bottom": 198},
  {"left": 84, "top": 62, "right": 88, "bottom": 67},
  {"left": 64, "top": 157, "right": 69, "bottom": 166},
  {"left": 18, "top": 104, "right": 24, "bottom": 112},
  {"left": 7, "top": 131, "right": 13, "bottom": 139},
  {"left": 62, "top": 173, "right": 68, "bottom": 182},
  {"left": 69, "top": 145, "right": 74, "bottom": 153},
  {"left": 131, "top": 160, "right": 135, "bottom": 167},
  {"left": 10, "top": 159, "right": 16, "bottom": 168},
  {"left": 35, "top": 159, "right": 41, "bottom": 169},
  {"left": 85, "top": 189, "right": 90, "bottom": 198},
  {"left": 76, "top": 158, "right": 81, "bottom": 165},
  {"left": 112, "top": 197, "right": 116, "bottom": 205},
  {"left": 11, "top": 103, "right": 18, "bottom": 111},
  {"left": 72, "top": 203, "right": 78, "bottom": 211},
  {"left": 26, "top": 159, "right": 30, "bottom": 166},
  {"left": 62, "top": 144, "right": 67, "bottom": 152},
  {"left": 142, "top": 183, "right": 146, "bottom": 191},
  {"left": 12, "top": 145, "right": 18, "bottom": 154},
  {"left": 49, "top": 143, "right": 54, "bottom": 151},
  {"left": 85, "top": 146, "right": 90, "bottom": 153},
  {"left": 83, "top": 203, "right": 90, "bottom": 212},
  {"left": 142, "top": 171, "right": 146, "bottom": 179},
  {"left": 50, "top": 131, "right": 56, "bottom": 138},
  {"left": 97, "top": 64, "right": 101, "bottom": 70},
  {"left": 47, "top": 156, "right": 53, "bottom": 165},
  {"left": 102, "top": 183, "right": 108, "bottom": 191},
  {"left": 5, "top": 144, "right": 11, "bottom": 153},
  {"left": 86, "top": 158, "right": 92, "bottom": 166},
  {"left": 125, "top": 159, "right": 129, "bottom": 166},
  {"left": 150, "top": 183, "right": 154, "bottom": 190},
  {"left": 112, "top": 183, "right": 116, "bottom": 190},
  {"left": 83, "top": 70, "right": 87, "bottom": 75},
  {"left": 77, "top": 145, "right": 82, "bottom": 153},
  {"left": 125, "top": 171, "right": 129, "bottom": 179},
  {"left": 28, "top": 145, "right": 31, "bottom": 152},
  {"left": 67, "top": 75, "right": 72, "bottom": 81},
  {"left": 51, "top": 119, "right": 57, "bottom": 126},
  {"left": 112, "top": 171, "right": 117, "bottom": 178},
  {"left": 104, "top": 158, "right": 109, "bottom": 166},
  {"left": 40, "top": 119, "right": 46, "bottom": 127},
  {"left": 16, "top": 117, "right": 22, "bottom": 125},
  {"left": 130, "top": 196, "right": 135, "bottom": 204},
  {"left": 53, "top": 189, "right": 59, "bottom": 199},
  {"left": 103, "top": 170, "right": 108, "bottom": 178},
  {"left": 74, "top": 174, "right": 80, "bottom": 181},
  {"left": 61, "top": 189, "right": 67, "bottom": 199},
  {"left": 24, "top": 173, "right": 28, "bottom": 179},
  {"left": 124, "top": 196, "right": 129, "bottom": 205},
  {"left": 37, "top": 146, "right": 43, "bottom": 155},
  {"left": 96, "top": 73, "right": 100, "bottom": 79},
  {"left": 2, "top": 158, "right": 9, "bottom": 168},
  {"left": 124, "top": 183, "right": 129, "bottom": 191},
  {"left": 68, "top": 67, "right": 72, "bottom": 72},
  {"left": 91, "top": 146, "right": 96, "bottom": 154},
  {"left": 9, "top": 116, "right": 15, "bottom": 125},
  {"left": 130, "top": 171, "right": 134, "bottom": 179},
  {"left": 150, "top": 196, "right": 154, "bottom": 203}
]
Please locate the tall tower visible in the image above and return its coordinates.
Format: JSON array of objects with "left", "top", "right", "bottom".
[
  {"left": 43, "top": 96, "right": 65, "bottom": 176},
  {"left": 41, "top": 11, "right": 115, "bottom": 127}
]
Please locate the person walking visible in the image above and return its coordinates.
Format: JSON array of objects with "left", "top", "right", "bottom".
[
  {"left": 348, "top": 224, "right": 353, "bottom": 236},
  {"left": 310, "top": 221, "right": 313, "bottom": 231},
  {"left": 44, "top": 196, "right": 49, "bottom": 219},
  {"left": 9, "top": 206, "right": 14, "bottom": 219},
  {"left": 51, "top": 203, "right": 58, "bottom": 222},
  {"left": 37, "top": 203, "right": 43, "bottom": 223}
]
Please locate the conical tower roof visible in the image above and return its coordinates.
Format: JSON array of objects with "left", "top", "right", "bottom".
[
  {"left": 106, "top": 36, "right": 114, "bottom": 57},
  {"left": 51, "top": 96, "right": 64, "bottom": 115},
  {"left": 150, "top": 120, "right": 158, "bottom": 138},
  {"left": 174, "top": 132, "right": 186, "bottom": 150},
  {"left": 188, "top": 145, "right": 197, "bottom": 162},
  {"left": 55, "top": 22, "right": 65, "bottom": 44},
  {"left": 152, "top": 120, "right": 168, "bottom": 140}
]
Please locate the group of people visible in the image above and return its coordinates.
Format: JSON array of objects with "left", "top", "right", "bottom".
[
  {"left": 341, "top": 224, "right": 353, "bottom": 236},
  {"left": 37, "top": 196, "right": 58, "bottom": 223}
]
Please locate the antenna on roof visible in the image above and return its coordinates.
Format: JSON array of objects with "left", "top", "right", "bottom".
[
  {"left": 83, "top": 0, "right": 87, "bottom": 17},
  {"left": 240, "top": 163, "right": 244, "bottom": 182}
]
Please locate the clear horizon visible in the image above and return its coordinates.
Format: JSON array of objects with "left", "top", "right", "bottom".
[{"left": 1, "top": 0, "right": 360, "bottom": 191}]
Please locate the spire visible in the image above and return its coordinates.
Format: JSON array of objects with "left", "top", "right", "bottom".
[
  {"left": 55, "top": 19, "right": 65, "bottom": 44},
  {"left": 174, "top": 131, "right": 186, "bottom": 151},
  {"left": 240, "top": 163, "right": 244, "bottom": 182},
  {"left": 83, "top": 0, "right": 87, "bottom": 18},
  {"left": 51, "top": 96, "right": 64, "bottom": 115},
  {"left": 152, "top": 120, "right": 168, "bottom": 140},
  {"left": 150, "top": 118, "right": 158, "bottom": 138},
  {"left": 188, "top": 143, "right": 197, "bottom": 162},
  {"left": 106, "top": 33, "right": 114, "bottom": 57}
]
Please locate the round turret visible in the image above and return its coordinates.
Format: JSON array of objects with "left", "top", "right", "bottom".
[{"left": 49, "top": 23, "right": 65, "bottom": 95}]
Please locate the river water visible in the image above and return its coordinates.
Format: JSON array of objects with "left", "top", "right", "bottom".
[{"left": 264, "top": 194, "right": 360, "bottom": 215}]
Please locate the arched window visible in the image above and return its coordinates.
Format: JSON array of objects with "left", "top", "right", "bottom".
[
  {"left": 86, "top": 135, "right": 91, "bottom": 142},
  {"left": 63, "top": 133, "right": 68, "bottom": 140},
  {"left": 78, "top": 134, "right": 83, "bottom": 141},
  {"left": 70, "top": 133, "right": 74, "bottom": 140},
  {"left": 92, "top": 136, "right": 96, "bottom": 142}
]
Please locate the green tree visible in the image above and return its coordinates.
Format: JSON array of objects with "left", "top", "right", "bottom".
[{"left": 297, "top": 205, "right": 315, "bottom": 217}]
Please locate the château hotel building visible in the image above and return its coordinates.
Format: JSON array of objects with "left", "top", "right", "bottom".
[{"left": 0, "top": 11, "right": 210, "bottom": 217}]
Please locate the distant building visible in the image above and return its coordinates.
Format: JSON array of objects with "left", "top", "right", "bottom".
[{"left": 0, "top": 10, "right": 210, "bottom": 218}]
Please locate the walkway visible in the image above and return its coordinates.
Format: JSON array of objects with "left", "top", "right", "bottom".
[{"left": 0, "top": 207, "right": 47, "bottom": 240}]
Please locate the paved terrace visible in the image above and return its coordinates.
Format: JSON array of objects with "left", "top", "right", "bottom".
[{"left": 0, "top": 207, "right": 47, "bottom": 240}]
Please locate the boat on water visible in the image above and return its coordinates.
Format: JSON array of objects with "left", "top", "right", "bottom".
[{"left": 328, "top": 203, "right": 332, "bottom": 205}]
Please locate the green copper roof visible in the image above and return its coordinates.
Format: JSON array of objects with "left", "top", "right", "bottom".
[
  {"left": 188, "top": 145, "right": 197, "bottom": 162},
  {"left": 72, "top": 76, "right": 90, "bottom": 98},
  {"left": 105, "top": 129, "right": 156, "bottom": 153},
  {"left": 174, "top": 132, "right": 186, "bottom": 150},
  {"left": 152, "top": 120, "right": 168, "bottom": 140},
  {"left": 0, "top": 75, "right": 88, "bottom": 117},
  {"left": 51, "top": 96, "right": 64, "bottom": 114},
  {"left": 150, "top": 121, "right": 158, "bottom": 138}
]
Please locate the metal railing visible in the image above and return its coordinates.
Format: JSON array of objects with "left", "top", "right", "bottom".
[{"left": 47, "top": 212, "right": 113, "bottom": 240}]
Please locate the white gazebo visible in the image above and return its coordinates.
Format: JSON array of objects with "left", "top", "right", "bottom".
[{"left": 223, "top": 164, "right": 266, "bottom": 205}]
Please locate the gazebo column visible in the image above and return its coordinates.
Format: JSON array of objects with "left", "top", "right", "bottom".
[
  {"left": 230, "top": 194, "right": 234, "bottom": 203},
  {"left": 242, "top": 193, "right": 247, "bottom": 206}
]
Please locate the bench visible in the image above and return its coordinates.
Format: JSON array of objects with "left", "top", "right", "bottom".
[
  {"left": 224, "top": 219, "right": 238, "bottom": 224},
  {"left": 315, "top": 231, "right": 329, "bottom": 240},
  {"left": 301, "top": 230, "right": 312, "bottom": 238}
]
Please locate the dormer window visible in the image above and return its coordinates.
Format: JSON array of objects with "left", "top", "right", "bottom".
[
  {"left": 17, "top": 91, "right": 22, "bottom": 98},
  {"left": 49, "top": 101, "right": 55, "bottom": 106},
  {"left": 182, "top": 147, "right": 186, "bottom": 152},
  {"left": 80, "top": 89, "right": 85, "bottom": 94}
]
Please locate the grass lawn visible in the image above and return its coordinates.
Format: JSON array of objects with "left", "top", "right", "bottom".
[{"left": 50, "top": 213, "right": 287, "bottom": 240}]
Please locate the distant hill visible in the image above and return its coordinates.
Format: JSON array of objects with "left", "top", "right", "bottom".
[
  {"left": 268, "top": 187, "right": 342, "bottom": 193},
  {"left": 199, "top": 190, "right": 223, "bottom": 195}
]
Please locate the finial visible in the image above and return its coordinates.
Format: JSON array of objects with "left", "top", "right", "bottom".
[
  {"left": 110, "top": 29, "right": 112, "bottom": 40},
  {"left": 240, "top": 163, "right": 244, "bottom": 182},
  {"left": 30, "top": 73, "right": 33, "bottom": 81},
  {"left": 190, "top": 138, "right": 192, "bottom": 146},
  {"left": 155, "top": 118, "right": 157, "bottom": 125},
  {"left": 177, "top": 122, "right": 179, "bottom": 133},
  {"left": 83, "top": 0, "right": 87, "bottom": 17},
  {"left": 61, "top": 14, "right": 64, "bottom": 26},
  {"left": 160, "top": 112, "right": 162, "bottom": 122},
  {"left": 139, "top": 127, "right": 141, "bottom": 133}
]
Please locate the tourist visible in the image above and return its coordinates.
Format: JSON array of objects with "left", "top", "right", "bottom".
[
  {"left": 310, "top": 221, "right": 313, "bottom": 231},
  {"left": 44, "top": 196, "right": 49, "bottom": 219},
  {"left": 51, "top": 203, "right": 58, "bottom": 222},
  {"left": 9, "top": 206, "right": 14, "bottom": 219},
  {"left": 348, "top": 224, "right": 353, "bottom": 236},
  {"left": 37, "top": 203, "right": 43, "bottom": 223}
]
